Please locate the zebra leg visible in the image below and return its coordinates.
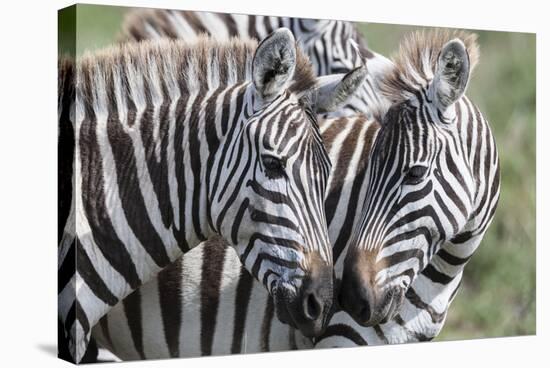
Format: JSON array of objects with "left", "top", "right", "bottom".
[
  {"left": 58, "top": 319, "right": 98, "bottom": 363},
  {"left": 58, "top": 235, "right": 117, "bottom": 362},
  {"left": 58, "top": 319, "right": 73, "bottom": 363},
  {"left": 81, "top": 337, "right": 99, "bottom": 363}
]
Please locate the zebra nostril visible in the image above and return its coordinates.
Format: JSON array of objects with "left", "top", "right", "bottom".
[
  {"left": 303, "top": 291, "right": 322, "bottom": 321},
  {"left": 359, "top": 302, "right": 371, "bottom": 322}
]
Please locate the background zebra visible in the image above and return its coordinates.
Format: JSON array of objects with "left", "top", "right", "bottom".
[
  {"left": 58, "top": 29, "right": 367, "bottom": 362},
  {"left": 119, "top": 8, "right": 394, "bottom": 117},
  {"left": 89, "top": 30, "right": 501, "bottom": 360}
]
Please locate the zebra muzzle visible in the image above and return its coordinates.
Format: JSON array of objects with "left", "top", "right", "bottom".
[
  {"left": 272, "top": 260, "right": 334, "bottom": 338},
  {"left": 339, "top": 267, "right": 405, "bottom": 327}
]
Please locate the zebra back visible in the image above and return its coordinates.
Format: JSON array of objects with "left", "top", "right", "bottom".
[{"left": 119, "top": 8, "right": 395, "bottom": 118}]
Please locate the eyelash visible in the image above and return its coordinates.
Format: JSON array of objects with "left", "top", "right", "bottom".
[
  {"left": 403, "top": 165, "right": 428, "bottom": 185},
  {"left": 261, "top": 154, "right": 286, "bottom": 179}
]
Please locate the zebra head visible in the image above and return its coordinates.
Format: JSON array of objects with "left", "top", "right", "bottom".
[
  {"left": 297, "top": 20, "right": 364, "bottom": 77},
  {"left": 296, "top": 20, "right": 395, "bottom": 117},
  {"left": 210, "top": 29, "right": 366, "bottom": 337},
  {"left": 339, "top": 31, "right": 492, "bottom": 327}
]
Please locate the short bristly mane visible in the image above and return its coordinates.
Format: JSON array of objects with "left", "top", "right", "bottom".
[
  {"left": 379, "top": 29, "right": 480, "bottom": 105},
  {"left": 77, "top": 35, "right": 317, "bottom": 109}
]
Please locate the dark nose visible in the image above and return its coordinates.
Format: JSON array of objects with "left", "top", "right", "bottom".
[
  {"left": 275, "top": 255, "right": 334, "bottom": 338},
  {"left": 339, "top": 266, "right": 404, "bottom": 326},
  {"left": 297, "top": 261, "right": 334, "bottom": 337},
  {"left": 339, "top": 266, "right": 375, "bottom": 324},
  {"left": 344, "top": 286, "right": 373, "bottom": 322},
  {"left": 300, "top": 268, "right": 333, "bottom": 322},
  {"left": 302, "top": 287, "right": 323, "bottom": 321}
]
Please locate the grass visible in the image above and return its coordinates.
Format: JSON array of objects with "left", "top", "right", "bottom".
[{"left": 59, "top": 5, "right": 537, "bottom": 341}]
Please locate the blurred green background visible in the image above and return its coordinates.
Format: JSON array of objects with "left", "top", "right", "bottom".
[{"left": 59, "top": 4, "right": 536, "bottom": 341}]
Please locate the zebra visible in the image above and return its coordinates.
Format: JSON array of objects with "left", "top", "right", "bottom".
[
  {"left": 91, "top": 114, "right": 380, "bottom": 359},
  {"left": 120, "top": 9, "right": 500, "bottom": 331},
  {"left": 58, "top": 29, "right": 368, "bottom": 362},
  {"left": 88, "top": 30, "right": 500, "bottom": 360},
  {"left": 337, "top": 30, "right": 501, "bottom": 333},
  {"left": 119, "top": 8, "right": 395, "bottom": 117}
]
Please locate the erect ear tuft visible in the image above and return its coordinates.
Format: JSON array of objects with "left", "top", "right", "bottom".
[
  {"left": 252, "top": 28, "right": 297, "bottom": 102},
  {"left": 432, "top": 39, "right": 470, "bottom": 110},
  {"left": 313, "top": 64, "right": 368, "bottom": 113}
]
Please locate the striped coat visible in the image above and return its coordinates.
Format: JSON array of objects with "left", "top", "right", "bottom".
[
  {"left": 91, "top": 30, "right": 500, "bottom": 360},
  {"left": 58, "top": 30, "right": 367, "bottom": 362},
  {"left": 119, "top": 8, "right": 394, "bottom": 117},
  {"left": 92, "top": 114, "right": 380, "bottom": 359}
]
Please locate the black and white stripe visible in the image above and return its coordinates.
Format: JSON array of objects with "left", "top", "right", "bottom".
[
  {"left": 336, "top": 30, "right": 500, "bottom": 338},
  {"left": 58, "top": 30, "right": 367, "bottom": 362},
  {"left": 120, "top": 9, "right": 394, "bottom": 117},
  {"left": 89, "top": 30, "right": 500, "bottom": 359},
  {"left": 91, "top": 114, "right": 378, "bottom": 359}
]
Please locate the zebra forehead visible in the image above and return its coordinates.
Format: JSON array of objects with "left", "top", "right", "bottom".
[
  {"left": 77, "top": 36, "right": 317, "bottom": 100},
  {"left": 379, "top": 29, "right": 479, "bottom": 105}
]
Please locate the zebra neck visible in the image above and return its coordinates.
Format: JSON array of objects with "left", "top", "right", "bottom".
[
  {"left": 76, "top": 80, "right": 255, "bottom": 257},
  {"left": 455, "top": 97, "right": 498, "bottom": 229},
  {"left": 319, "top": 115, "right": 381, "bottom": 267},
  {"left": 170, "top": 82, "right": 255, "bottom": 246}
]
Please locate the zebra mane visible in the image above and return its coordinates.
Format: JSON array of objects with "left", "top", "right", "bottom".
[
  {"left": 379, "top": 29, "right": 480, "bottom": 105},
  {"left": 58, "top": 57, "right": 75, "bottom": 112},
  {"left": 76, "top": 36, "right": 317, "bottom": 111},
  {"left": 117, "top": 9, "right": 220, "bottom": 43}
]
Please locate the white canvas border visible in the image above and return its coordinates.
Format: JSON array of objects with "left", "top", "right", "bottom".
[{"left": 0, "top": 0, "right": 544, "bottom": 367}]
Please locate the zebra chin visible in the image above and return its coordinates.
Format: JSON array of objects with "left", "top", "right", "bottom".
[{"left": 271, "top": 262, "right": 335, "bottom": 338}]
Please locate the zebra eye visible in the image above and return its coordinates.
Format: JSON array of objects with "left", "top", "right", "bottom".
[
  {"left": 261, "top": 154, "right": 286, "bottom": 179},
  {"left": 403, "top": 165, "right": 428, "bottom": 185},
  {"left": 331, "top": 67, "right": 350, "bottom": 74}
]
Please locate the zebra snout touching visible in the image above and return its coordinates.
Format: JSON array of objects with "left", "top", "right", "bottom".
[{"left": 273, "top": 251, "right": 334, "bottom": 338}]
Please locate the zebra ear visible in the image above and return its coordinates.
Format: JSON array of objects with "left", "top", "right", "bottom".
[
  {"left": 313, "top": 65, "right": 367, "bottom": 113},
  {"left": 252, "top": 28, "right": 297, "bottom": 101},
  {"left": 432, "top": 39, "right": 470, "bottom": 110}
]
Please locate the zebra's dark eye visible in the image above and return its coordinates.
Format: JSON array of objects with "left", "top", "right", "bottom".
[
  {"left": 261, "top": 154, "right": 286, "bottom": 179},
  {"left": 403, "top": 165, "right": 428, "bottom": 185},
  {"left": 331, "top": 67, "right": 350, "bottom": 74}
]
